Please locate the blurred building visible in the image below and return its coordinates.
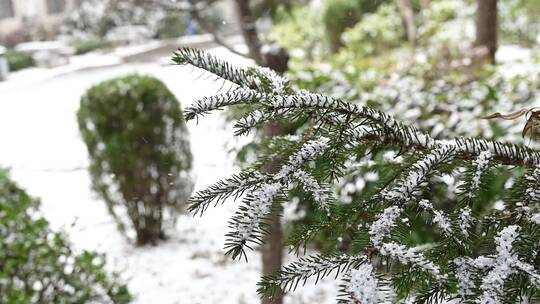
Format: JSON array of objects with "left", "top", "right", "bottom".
[{"left": 0, "top": 0, "right": 79, "bottom": 44}]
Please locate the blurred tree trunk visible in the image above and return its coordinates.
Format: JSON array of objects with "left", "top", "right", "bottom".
[
  {"left": 260, "top": 122, "right": 284, "bottom": 304},
  {"left": 261, "top": 212, "right": 283, "bottom": 304},
  {"left": 396, "top": 0, "right": 417, "bottom": 44},
  {"left": 234, "top": 0, "right": 264, "bottom": 65},
  {"left": 259, "top": 48, "right": 289, "bottom": 304},
  {"left": 474, "top": 0, "right": 497, "bottom": 64}
]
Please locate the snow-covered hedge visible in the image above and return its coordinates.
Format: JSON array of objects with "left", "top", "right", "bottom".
[{"left": 0, "top": 169, "right": 131, "bottom": 303}]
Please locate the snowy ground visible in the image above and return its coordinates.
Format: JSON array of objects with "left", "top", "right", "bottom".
[{"left": 0, "top": 47, "right": 336, "bottom": 303}]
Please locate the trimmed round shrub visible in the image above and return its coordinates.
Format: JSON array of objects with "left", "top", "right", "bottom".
[
  {"left": 78, "top": 75, "right": 193, "bottom": 246},
  {"left": 323, "top": 0, "right": 387, "bottom": 53},
  {"left": 0, "top": 169, "right": 131, "bottom": 303}
]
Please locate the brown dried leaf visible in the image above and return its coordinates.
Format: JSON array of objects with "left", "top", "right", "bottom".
[{"left": 481, "top": 109, "right": 529, "bottom": 120}]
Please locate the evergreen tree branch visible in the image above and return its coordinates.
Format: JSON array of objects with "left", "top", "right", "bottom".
[
  {"left": 172, "top": 48, "right": 289, "bottom": 94},
  {"left": 258, "top": 254, "right": 367, "bottom": 298},
  {"left": 174, "top": 48, "right": 540, "bottom": 302},
  {"left": 184, "top": 88, "right": 263, "bottom": 121},
  {"left": 223, "top": 138, "right": 332, "bottom": 259},
  {"left": 188, "top": 170, "right": 269, "bottom": 216}
]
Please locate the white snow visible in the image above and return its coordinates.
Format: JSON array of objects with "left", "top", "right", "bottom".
[
  {"left": 0, "top": 47, "right": 337, "bottom": 303},
  {"left": 345, "top": 263, "right": 380, "bottom": 304},
  {"left": 379, "top": 242, "right": 447, "bottom": 281},
  {"left": 368, "top": 206, "right": 402, "bottom": 247}
]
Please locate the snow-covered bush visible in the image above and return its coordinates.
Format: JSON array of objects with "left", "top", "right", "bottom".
[
  {"left": 173, "top": 48, "right": 540, "bottom": 303},
  {"left": 284, "top": 0, "right": 540, "bottom": 144},
  {"left": 0, "top": 169, "right": 131, "bottom": 303},
  {"left": 271, "top": 6, "right": 325, "bottom": 60},
  {"left": 499, "top": 0, "right": 540, "bottom": 46},
  {"left": 61, "top": 0, "right": 165, "bottom": 41},
  {"left": 77, "top": 75, "right": 193, "bottom": 246}
]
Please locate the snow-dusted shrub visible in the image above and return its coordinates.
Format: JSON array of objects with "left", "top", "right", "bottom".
[
  {"left": 285, "top": 0, "right": 540, "bottom": 144},
  {"left": 77, "top": 75, "right": 192, "bottom": 246},
  {"left": 173, "top": 48, "right": 540, "bottom": 303},
  {"left": 61, "top": 0, "right": 165, "bottom": 40},
  {"left": 271, "top": 6, "right": 325, "bottom": 60},
  {"left": 500, "top": 0, "right": 540, "bottom": 46},
  {"left": 0, "top": 169, "right": 131, "bottom": 303}
]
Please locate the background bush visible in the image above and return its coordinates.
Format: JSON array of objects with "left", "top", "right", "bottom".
[
  {"left": 271, "top": 6, "right": 324, "bottom": 60},
  {"left": 5, "top": 49, "right": 35, "bottom": 72},
  {"left": 322, "top": 0, "right": 387, "bottom": 53},
  {"left": 72, "top": 36, "right": 112, "bottom": 55},
  {"left": 0, "top": 169, "right": 131, "bottom": 303},
  {"left": 78, "top": 75, "right": 193, "bottom": 246},
  {"left": 341, "top": 4, "right": 404, "bottom": 58},
  {"left": 156, "top": 15, "right": 187, "bottom": 39},
  {"left": 500, "top": 0, "right": 540, "bottom": 46}
]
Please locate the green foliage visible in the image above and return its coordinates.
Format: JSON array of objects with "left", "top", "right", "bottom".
[
  {"left": 271, "top": 6, "right": 324, "bottom": 59},
  {"left": 5, "top": 49, "right": 35, "bottom": 72},
  {"left": 174, "top": 48, "right": 540, "bottom": 303},
  {"left": 72, "top": 36, "right": 112, "bottom": 55},
  {"left": 322, "top": 0, "right": 387, "bottom": 52},
  {"left": 340, "top": 4, "right": 404, "bottom": 57},
  {"left": 77, "top": 74, "right": 193, "bottom": 246},
  {"left": 0, "top": 169, "right": 131, "bottom": 303},
  {"left": 156, "top": 15, "right": 187, "bottom": 39},
  {"left": 415, "top": 0, "right": 461, "bottom": 43},
  {"left": 251, "top": 0, "right": 299, "bottom": 20},
  {"left": 500, "top": 0, "right": 540, "bottom": 46}
]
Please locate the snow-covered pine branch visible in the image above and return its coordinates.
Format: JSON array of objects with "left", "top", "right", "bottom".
[
  {"left": 368, "top": 206, "right": 403, "bottom": 247},
  {"left": 291, "top": 169, "right": 333, "bottom": 211},
  {"left": 418, "top": 200, "right": 453, "bottom": 237},
  {"left": 173, "top": 48, "right": 289, "bottom": 95},
  {"left": 188, "top": 170, "right": 269, "bottom": 216},
  {"left": 184, "top": 88, "right": 263, "bottom": 121},
  {"left": 379, "top": 241, "right": 447, "bottom": 281},
  {"left": 257, "top": 254, "right": 367, "bottom": 298},
  {"left": 341, "top": 263, "right": 383, "bottom": 304},
  {"left": 382, "top": 145, "right": 456, "bottom": 204},
  {"left": 179, "top": 49, "right": 540, "bottom": 166},
  {"left": 176, "top": 48, "right": 540, "bottom": 303},
  {"left": 223, "top": 138, "right": 331, "bottom": 260}
]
